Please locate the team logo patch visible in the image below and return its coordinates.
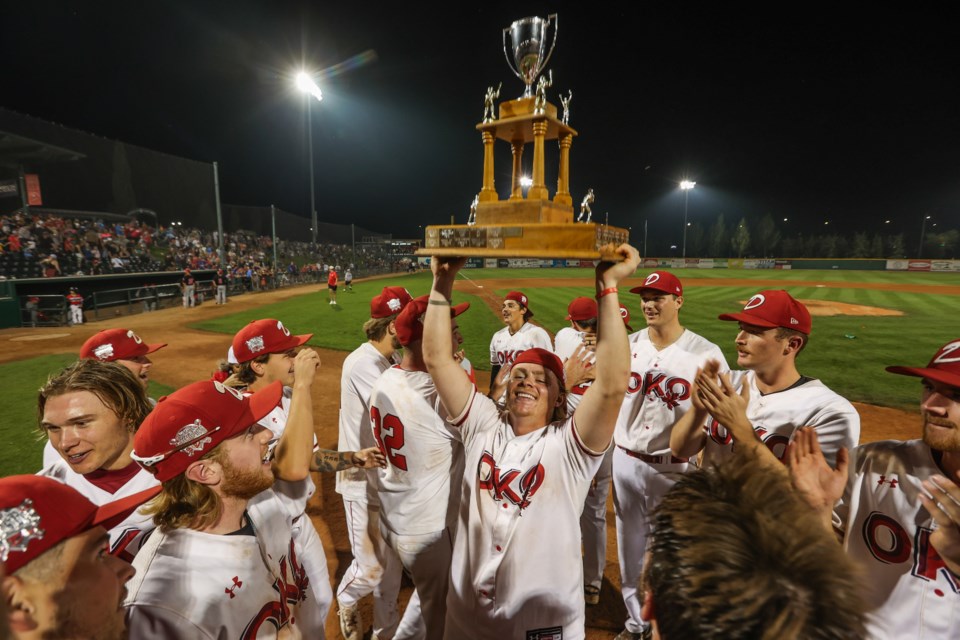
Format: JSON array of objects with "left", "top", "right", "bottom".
[
  {"left": 0, "top": 499, "right": 44, "bottom": 562},
  {"left": 744, "top": 294, "right": 766, "bottom": 310},
  {"left": 644, "top": 273, "right": 660, "bottom": 286},
  {"left": 169, "top": 420, "right": 213, "bottom": 457},
  {"left": 387, "top": 297, "right": 402, "bottom": 312},
  {"left": 526, "top": 626, "right": 563, "bottom": 640},
  {"left": 93, "top": 343, "right": 115, "bottom": 360},
  {"left": 246, "top": 336, "right": 265, "bottom": 353}
]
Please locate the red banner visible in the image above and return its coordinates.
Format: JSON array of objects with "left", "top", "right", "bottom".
[
  {"left": 907, "top": 260, "right": 931, "bottom": 272},
  {"left": 24, "top": 174, "right": 42, "bottom": 206}
]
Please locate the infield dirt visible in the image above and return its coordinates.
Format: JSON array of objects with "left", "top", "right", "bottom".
[{"left": 0, "top": 277, "right": 920, "bottom": 638}]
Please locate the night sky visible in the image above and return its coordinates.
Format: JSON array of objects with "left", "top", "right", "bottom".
[{"left": 3, "top": 2, "right": 958, "bottom": 251}]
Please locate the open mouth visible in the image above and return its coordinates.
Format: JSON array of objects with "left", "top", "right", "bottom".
[
  {"left": 67, "top": 450, "right": 91, "bottom": 465},
  {"left": 263, "top": 441, "right": 278, "bottom": 464}
]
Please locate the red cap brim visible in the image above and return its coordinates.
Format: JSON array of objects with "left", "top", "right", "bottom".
[
  {"left": 885, "top": 365, "right": 960, "bottom": 389},
  {"left": 452, "top": 302, "right": 470, "bottom": 318},
  {"left": 144, "top": 343, "right": 168, "bottom": 355},
  {"left": 717, "top": 312, "right": 780, "bottom": 328},
  {"left": 246, "top": 381, "right": 285, "bottom": 426}
]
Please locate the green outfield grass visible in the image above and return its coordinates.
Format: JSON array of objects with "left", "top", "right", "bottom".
[{"left": 0, "top": 355, "right": 174, "bottom": 476}]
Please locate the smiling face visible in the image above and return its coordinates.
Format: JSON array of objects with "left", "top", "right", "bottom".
[
  {"left": 42, "top": 390, "right": 134, "bottom": 474},
  {"left": 506, "top": 362, "right": 560, "bottom": 424},
  {"left": 258, "top": 349, "right": 297, "bottom": 387},
  {"left": 116, "top": 355, "right": 152, "bottom": 390},
  {"left": 920, "top": 378, "right": 960, "bottom": 453},
  {"left": 639, "top": 290, "right": 682, "bottom": 330}
]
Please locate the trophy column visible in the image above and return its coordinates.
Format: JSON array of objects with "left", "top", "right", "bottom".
[
  {"left": 528, "top": 119, "right": 549, "bottom": 200},
  {"left": 555, "top": 132, "right": 573, "bottom": 206},
  {"left": 479, "top": 130, "right": 497, "bottom": 202},
  {"left": 510, "top": 140, "right": 524, "bottom": 200}
]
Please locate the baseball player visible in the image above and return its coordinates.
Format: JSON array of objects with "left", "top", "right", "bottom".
[
  {"left": 423, "top": 245, "right": 639, "bottom": 639},
  {"left": 370, "top": 295, "right": 470, "bottom": 639},
  {"left": 328, "top": 266, "right": 338, "bottom": 305},
  {"left": 42, "top": 327, "right": 167, "bottom": 468},
  {"left": 789, "top": 339, "right": 960, "bottom": 639},
  {"left": 671, "top": 289, "right": 860, "bottom": 470},
  {"left": 336, "top": 285, "right": 420, "bottom": 640},
  {"left": 36, "top": 359, "right": 159, "bottom": 560},
  {"left": 488, "top": 290, "right": 552, "bottom": 398},
  {"left": 66, "top": 287, "right": 84, "bottom": 325},
  {"left": 0, "top": 475, "right": 157, "bottom": 640},
  {"left": 214, "top": 267, "right": 228, "bottom": 304},
  {"left": 180, "top": 267, "right": 196, "bottom": 308},
  {"left": 345, "top": 268, "right": 354, "bottom": 291},
  {"left": 644, "top": 448, "right": 868, "bottom": 639},
  {"left": 612, "top": 270, "right": 729, "bottom": 639},
  {"left": 554, "top": 296, "right": 598, "bottom": 362}
]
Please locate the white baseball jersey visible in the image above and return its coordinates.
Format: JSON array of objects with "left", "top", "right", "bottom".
[
  {"left": 369, "top": 366, "right": 463, "bottom": 536},
  {"left": 702, "top": 370, "right": 860, "bottom": 468},
  {"left": 444, "top": 389, "right": 604, "bottom": 639},
  {"left": 126, "top": 486, "right": 324, "bottom": 639},
  {"left": 553, "top": 326, "right": 584, "bottom": 362},
  {"left": 837, "top": 439, "right": 959, "bottom": 639},
  {"left": 615, "top": 328, "right": 729, "bottom": 455},
  {"left": 38, "top": 460, "right": 159, "bottom": 560},
  {"left": 489, "top": 322, "right": 552, "bottom": 367},
  {"left": 337, "top": 342, "right": 395, "bottom": 503}
]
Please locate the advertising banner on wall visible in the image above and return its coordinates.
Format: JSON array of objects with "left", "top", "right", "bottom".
[
  {"left": 907, "top": 260, "right": 932, "bottom": 272},
  {"left": 886, "top": 260, "right": 908, "bottom": 271},
  {"left": 931, "top": 260, "right": 960, "bottom": 272},
  {"left": 484, "top": 259, "right": 498, "bottom": 269},
  {"left": 24, "top": 174, "right": 42, "bottom": 205}
]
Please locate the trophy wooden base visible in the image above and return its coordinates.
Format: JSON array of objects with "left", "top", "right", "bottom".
[{"left": 417, "top": 222, "right": 629, "bottom": 260}]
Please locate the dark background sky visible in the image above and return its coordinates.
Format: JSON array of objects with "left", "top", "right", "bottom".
[{"left": 2, "top": 2, "right": 957, "bottom": 251}]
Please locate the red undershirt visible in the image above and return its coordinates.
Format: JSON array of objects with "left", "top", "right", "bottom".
[{"left": 84, "top": 460, "right": 141, "bottom": 494}]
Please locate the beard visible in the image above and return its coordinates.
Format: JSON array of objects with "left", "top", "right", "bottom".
[
  {"left": 921, "top": 411, "right": 960, "bottom": 453},
  {"left": 220, "top": 457, "right": 274, "bottom": 500}
]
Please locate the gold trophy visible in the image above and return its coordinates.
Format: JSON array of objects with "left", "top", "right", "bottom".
[{"left": 418, "top": 14, "right": 629, "bottom": 260}]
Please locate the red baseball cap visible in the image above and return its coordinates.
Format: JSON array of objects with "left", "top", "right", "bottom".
[
  {"left": 629, "top": 271, "right": 683, "bottom": 297},
  {"left": 131, "top": 379, "right": 283, "bottom": 482},
  {"left": 512, "top": 348, "right": 565, "bottom": 386},
  {"left": 886, "top": 339, "right": 960, "bottom": 389},
  {"left": 566, "top": 297, "right": 597, "bottom": 322},
  {"left": 80, "top": 328, "right": 167, "bottom": 362},
  {"left": 370, "top": 286, "right": 414, "bottom": 319},
  {"left": 718, "top": 290, "right": 812, "bottom": 335},
  {"left": 619, "top": 303, "right": 634, "bottom": 333},
  {"left": 0, "top": 475, "right": 160, "bottom": 574},
  {"left": 505, "top": 291, "right": 533, "bottom": 316},
  {"left": 394, "top": 295, "right": 470, "bottom": 346},
  {"left": 231, "top": 319, "right": 312, "bottom": 363}
]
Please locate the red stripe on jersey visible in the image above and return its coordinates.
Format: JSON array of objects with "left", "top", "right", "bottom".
[
  {"left": 450, "top": 391, "right": 476, "bottom": 428},
  {"left": 570, "top": 417, "right": 605, "bottom": 457}
]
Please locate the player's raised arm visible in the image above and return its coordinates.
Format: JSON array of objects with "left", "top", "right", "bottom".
[
  {"left": 423, "top": 256, "right": 474, "bottom": 419},
  {"left": 574, "top": 244, "right": 640, "bottom": 452},
  {"left": 272, "top": 348, "right": 320, "bottom": 481}
]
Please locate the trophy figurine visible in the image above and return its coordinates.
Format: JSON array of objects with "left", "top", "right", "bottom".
[
  {"left": 503, "top": 14, "right": 557, "bottom": 98},
  {"left": 418, "top": 15, "right": 629, "bottom": 261}
]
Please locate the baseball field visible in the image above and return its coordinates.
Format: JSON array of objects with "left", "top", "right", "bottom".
[{"left": 3, "top": 266, "right": 959, "bottom": 638}]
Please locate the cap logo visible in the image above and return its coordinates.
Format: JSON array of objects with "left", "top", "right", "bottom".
[
  {"left": 933, "top": 341, "right": 960, "bottom": 364},
  {"left": 0, "top": 499, "right": 44, "bottom": 563},
  {"left": 387, "top": 297, "right": 402, "bottom": 312},
  {"left": 246, "top": 336, "right": 265, "bottom": 354},
  {"left": 521, "top": 295, "right": 527, "bottom": 306},
  {"left": 93, "top": 344, "right": 115, "bottom": 360},
  {"left": 744, "top": 294, "right": 766, "bottom": 310},
  {"left": 645, "top": 273, "right": 660, "bottom": 286},
  {"left": 620, "top": 306, "right": 629, "bottom": 320},
  {"left": 790, "top": 317, "right": 799, "bottom": 325},
  {"left": 276, "top": 321, "right": 290, "bottom": 337},
  {"left": 212, "top": 380, "right": 244, "bottom": 400},
  {"left": 127, "top": 330, "right": 143, "bottom": 345},
  {"left": 170, "top": 420, "right": 214, "bottom": 457}
]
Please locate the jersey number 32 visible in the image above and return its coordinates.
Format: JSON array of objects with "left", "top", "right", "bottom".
[{"left": 371, "top": 407, "right": 408, "bottom": 470}]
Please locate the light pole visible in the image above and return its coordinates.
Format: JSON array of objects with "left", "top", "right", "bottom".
[
  {"left": 919, "top": 215, "right": 931, "bottom": 258},
  {"left": 679, "top": 180, "right": 695, "bottom": 258},
  {"left": 296, "top": 71, "right": 323, "bottom": 245}
]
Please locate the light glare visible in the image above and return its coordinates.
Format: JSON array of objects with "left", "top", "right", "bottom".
[
  {"left": 296, "top": 71, "right": 323, "bottom": 102},
  {"left": 679, "top": 180, "right": 696, "bottom": 190}
]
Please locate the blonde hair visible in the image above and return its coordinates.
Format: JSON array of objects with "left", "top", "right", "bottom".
[
  {"left": 140, "top": 447, "right": 226, "bottom": 531},
  {"left": 37, "top": 359, "right": 152, "bottom": 437}
]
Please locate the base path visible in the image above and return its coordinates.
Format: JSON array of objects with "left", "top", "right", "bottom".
[{"left": 0, "top": 276, "right": 921, "bottom": 638}]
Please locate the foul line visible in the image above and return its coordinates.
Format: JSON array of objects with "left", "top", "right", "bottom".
[{"left": 457, "top": 271, "right": 484, "bottom": 288}]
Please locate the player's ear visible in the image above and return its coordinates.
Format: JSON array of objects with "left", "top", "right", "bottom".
[
  {"left": 3, "top": 575, "right": 38, "bottom": 632},
  {"left": 186, "top": 459, "right": 221, "bottom": 486},
  {"left": 674, "top": 295, "right": 684, "bottom": 310},
  {"left": 387, "top": 320, "right": 398, "bottom": 336}
]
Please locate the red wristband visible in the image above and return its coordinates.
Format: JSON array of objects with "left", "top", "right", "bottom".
[{"left": 596, "top": 287, "right": 618, "bottom": 299}]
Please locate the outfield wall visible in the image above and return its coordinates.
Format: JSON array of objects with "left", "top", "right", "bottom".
[{"left": 417, "top": 257, "right": 960, "bottom": 272}]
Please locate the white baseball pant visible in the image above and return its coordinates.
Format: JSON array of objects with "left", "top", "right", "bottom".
[{"left": 580, "top": 446, "right": 613, "bottom": 591}]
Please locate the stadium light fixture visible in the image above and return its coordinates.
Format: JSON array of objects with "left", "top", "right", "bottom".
[
  {"left": 296, "top": 70, "right": 323, "bottom": 245},
  {"left": 679, "top": 180, "right": 696, "bottom": 258}
]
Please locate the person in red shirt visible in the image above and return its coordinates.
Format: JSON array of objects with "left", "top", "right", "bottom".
[{"left": 327, "top": 266, "right": 338, "bottom": 305}]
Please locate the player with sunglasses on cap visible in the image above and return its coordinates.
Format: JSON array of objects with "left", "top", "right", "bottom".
[{"left": 423, "top": 244, "right": 639, "bottom": 639}]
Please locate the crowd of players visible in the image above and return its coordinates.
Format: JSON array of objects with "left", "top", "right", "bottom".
[{"left": 2, "top": 242, "right": 959, "bottom": 639}]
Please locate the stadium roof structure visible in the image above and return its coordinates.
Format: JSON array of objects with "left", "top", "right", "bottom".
[{"left": 0, "top": 130, "right": 85, "bottom": 169}]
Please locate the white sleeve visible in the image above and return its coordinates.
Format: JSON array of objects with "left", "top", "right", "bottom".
[
  {"left": 351, "top": 356, "right": 384, "bottom": 406},
  {"left": 489, "top": 333, "right": 498, "bottom": 366},
  {"left": 533, "top": 326, "right": 553, "bottom": 351},
  {"left": 811, "top": 402, "right": 861, "bottom": 469},
  {"left": 125, "top": 605, "right": 213, "bottom": 640}
]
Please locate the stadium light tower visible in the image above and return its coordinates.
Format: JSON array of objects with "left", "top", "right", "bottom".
[
  {"left": 679, "top": 180, "right": 696, "bottom": 258},
  {"left": 296, "top": 71, "right": 323, "bottom": 245}
]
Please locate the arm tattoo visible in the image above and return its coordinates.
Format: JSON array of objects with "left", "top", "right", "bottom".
[{"left": 311, "top": 449, "right": 354, "bottom": 473}]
